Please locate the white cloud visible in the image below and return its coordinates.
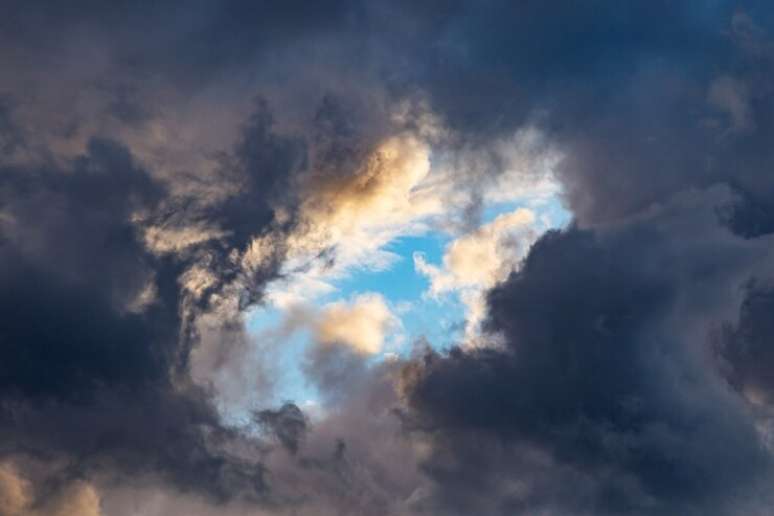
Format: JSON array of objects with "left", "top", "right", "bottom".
[
  {"left": 314, "top": 293, "right": 399, "bottom": 355},
  {"left": 415, "top": 207, "right": 540, "bottom": 341},
  {"left": 250, "top": 115, "right": 563, "bottom": 357},
  {"left": 264, "top": 123, "right": 562, "bottom": 307},
  {"left": 261, "top": 132, "right": 439, "bottom": 308},
  {"left": 415, "top": 208, "right": 536, "bottom": 295}
]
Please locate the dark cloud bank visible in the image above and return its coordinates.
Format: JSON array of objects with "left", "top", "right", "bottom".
[{"left": 3, "top": 1, "right": 774, "bottom": 515}]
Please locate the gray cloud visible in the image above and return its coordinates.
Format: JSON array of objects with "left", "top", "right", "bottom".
[
  {"left": 403, "top": 189, "right": 774, "bottom": 515},
  {"left": 4, "top": 2, "right": 774, "bottom": 515}
]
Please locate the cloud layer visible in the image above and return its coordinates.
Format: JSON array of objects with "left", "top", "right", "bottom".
[{"left": 3, "top": 2, "right": 774, "bottom": 515}]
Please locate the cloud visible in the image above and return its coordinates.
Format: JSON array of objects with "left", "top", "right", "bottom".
[
  {"left": 0, "top": 462, "right": 31, "bottom": 516},
  {"left": 314, "top": 293, "right": 398, "bottom": 355},
  {"left": 415, "top": 208, "right": 536, "bottom": 295},
  {"left": 708, "top": 75, "right": 754, "bottom": 133},
  {"left": 143, "top": 224, "right": 226, "bottom": 255},
  {"left": 5, "top": 1, "right": 774, "bottom": 515},
  {"left": 81, "top": 359, "right": 428, "bottom": 516},
  {"left": 403, "top": 186, "right": 774, "bottom": 515},
  {"left": 40, "top": 482, "right": 102, "bottom": 516},
  {"left": 297, "top": 134, "right": 434, "bottom": 246},
  {"left": 717, "top": 281, "right": 774, "bottom": 408},
  {"left": 0, "top": 462, "right": 102, "bottom": 516},
  {"left": 415, "top": 207, "right": 538, "bottom": 340},
  {"left": 264, "top": 121, "right": 559, "bottom": 317},
  {"left": 255, "top": 403, "right": 308, "bottom": 455},
  {"left": 0, "top": 100, "right": 302, "bottom": 503},
  {"left": 263, "top": 132, "right": 437, "bottom": 309}
]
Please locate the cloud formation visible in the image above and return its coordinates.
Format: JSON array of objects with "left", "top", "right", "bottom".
[
  {"left": 0, "top": 461, "right": 102, "bottom": 516},
  {"left": 415, "top": 208, "right": 538, "bottom": 339},
  {"left": 415, "top": 208, "right": 536, "bottom": 296},
  {"left": 4, "top": 1, "right": 774, "bottom": 515},
  {"left": 315, "top": 294, "right": 398, "bottom": 355},
  {"left": 0, "top": 462, "right": 30, "bottom": 516},
  {"left": 405, "top": 190, "right": 774, "bottom": 514}
]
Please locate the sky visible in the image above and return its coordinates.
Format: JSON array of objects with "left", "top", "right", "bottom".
[
  {"left": 3, "top": 2, "right": 774, "bottom": 516},
  {"left": 249, "top": 176, "right": 570, "bottom": 413}
]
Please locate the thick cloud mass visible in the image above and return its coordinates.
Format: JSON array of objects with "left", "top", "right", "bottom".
[
  {"left": 406, "top": 209, "right": 774, "bottom": 514},
  {"left": 719, "top": 283, "right": 774, "bottom": 404},
  {"left": 0, "top": 140, "right": 166, "bottom": 399},
  {"left": 3, "top": 1, "right": 774, "bottom": 515},
  {"left": 0, "top": 133, "right": 274, "bottom": 501},
  {"left": 0, "top": 53, "right": 308, "bottom": 504}
]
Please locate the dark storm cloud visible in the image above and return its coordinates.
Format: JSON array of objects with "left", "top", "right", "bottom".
[
  {"left": 405, "top": 218, "right": 773, "bottom": 514},
  {"left": 0, "top": 139, "right": 168, "bottom": 400},
  {"left": 0, "top": 98, "right": 24, "bottom": 155},
  {"left": 0, "top": 103, "right": 305, "bottom": 502},
  {"left": 387, "top": 4, "right": 774, "bottom": 514},
  {"left": 210, "top": 101, "right": 304, "bottom": 248},
  {"left": 0, "top": 1, "right": 390, "bottom": 505},
  {"left": 171, "top": 99, "right": 306, "bottom": 312},
  {"left": 360, "top": 2, "right": 774, "bottom": 228},
  {"left": 717, "top": 281, "right": 774, "bottom": 404},
  {"left": 4, "top": 1, "right": 774, "bottom": 515},
  {"left": 1, "top": 0, "right": 360, "bottom": 75},
  {"left": 450, "top": 5, "right": 746, "bottom": 223}
]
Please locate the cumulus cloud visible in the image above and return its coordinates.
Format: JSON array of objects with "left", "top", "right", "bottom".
[
  {"left": 415, "top": 208, "right": 536, "bottom": 295},
  {"left": 415, "top": 207, "right": 537, "bottom": 339},
  {"left": 314, "top": 293, "right": 398, "bottom": 355}
]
